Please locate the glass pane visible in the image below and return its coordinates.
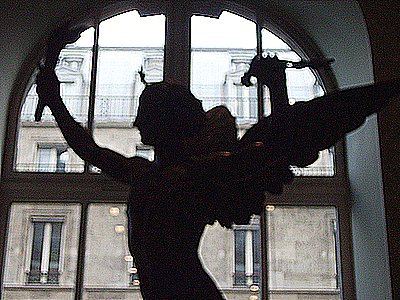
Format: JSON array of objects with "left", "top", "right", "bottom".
[
  {"left": 37, "top": 148, "right": 54, "bottom": 172},
  {"left": 290, "top": 148, "right": 335, "bottom": 177},
  {"left": 266, "top": 206, "right": 340, "bottom": 300},
  {"left": 29, "top": 222, "right": 45, "bottom": 283},
  {"left": 49, "top": 222, "right": 63, "bottom": 283},
  {"left": 83, "top": 203, "right": 263, "bottom": 299},
  {"left": 92, "top": 11, "right": 164, "bottom": 159},
  {"left": 15, "top": 27, "right": 94, "bottom": 172},
  {"left": 262, "top": 29, "right": 323, "bottom": 106},
  {"left": 234, "top": 230, "right": 246, "bottom": 285},
  {"left": 199, "top": 217, "right": 261, "bottom": 299},
  {"left": 261, "top": 29, "right": 334, "bottom": 177},
  {"left": 83, "top": 204, "right": 143, "bottom": 298},
  {"left": 3, "top": 203, "right": 81, "bottom": 299},
  {"left": 191, "top": 12, "right": 258, "bottom": 130}
]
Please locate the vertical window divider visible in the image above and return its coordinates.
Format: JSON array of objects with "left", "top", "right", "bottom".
[
  {"left": 256, "top": 16, "right": 269, "bottom": 300},
  {"left": 164, "top": 3, "right": 191, "bottom": 86},
  {"left": 256, "top": 21, "right": 264, "bottom": 119},
  {"left": 74, "top": 19, "right": 100, "bottom": 299},
  {"left": 75, "top": 202, "right": 89, "bottom": 300},
  {"left": 85, "top": 21, "right": 100, "bottom": 173}
]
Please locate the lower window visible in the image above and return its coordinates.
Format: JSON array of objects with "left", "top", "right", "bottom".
[
  {"left": 27, "top": 218, "right": 63, "bottom": 284},
  {"left": 233, "top": 216, "right": 261, "bottom": 287},
  {"left": 2, "top": 203, "right": 80, "bottom": 299},
  {"left": 2, "top": 203, "right": 341, "bottom": 299},
  {"left": 200, "top": 206, "right": 341, "bottom": 299},
  {"left": 265, "top": 206, "right": 340, "bottom": 300}
]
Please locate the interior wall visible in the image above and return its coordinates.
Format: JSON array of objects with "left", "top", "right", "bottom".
[
  {"left": 0, "top": 0, "right": 395, "bottom": 299},
  {"left": 358, "top": 2, "right": 400, "bottom": 299}
]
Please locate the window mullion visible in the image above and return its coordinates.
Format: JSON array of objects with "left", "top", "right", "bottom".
[
  {"left": 164, "top": 4, "right": 191, "bottom": 87},
  {"left": 256, "top": 16, "right": 270, "bottom": 300},
  {"left": 256, "top": 20, "right": 264, "bottom": 119},
  {"left": 74, "top": 203, "right": 89, "bottom": 300},
  {"left": 85, "top": 21, "right": 100, "bottom": 173}
]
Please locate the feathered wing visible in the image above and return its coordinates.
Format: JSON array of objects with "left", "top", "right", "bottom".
[
  {"left": 212, "top": 80, "right": 400, "bottom": 227},
  {"left": 179, "top": 80, "right": 400, "bottom": 227},
  {"left": 239, "top": 79, "right": 400, "bottom": 168}
]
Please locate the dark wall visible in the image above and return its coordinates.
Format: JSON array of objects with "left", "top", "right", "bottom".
[{"left": 358, "top": 2, "right": 400, "bottom": 298}]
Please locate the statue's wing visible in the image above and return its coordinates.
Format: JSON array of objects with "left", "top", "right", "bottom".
[
  {"left": 239, "top": 79, "right": 400, "bottom": 169},
  {"left": 175, "top": 81, "right": 400, "bottom": 227}
]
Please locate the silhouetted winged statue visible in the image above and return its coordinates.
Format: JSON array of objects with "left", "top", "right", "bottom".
[{"left": 35, "top": 24, "right": 400, "bottom": 299}]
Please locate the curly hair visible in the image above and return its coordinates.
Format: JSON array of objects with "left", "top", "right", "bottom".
[{"left": 134, "top": 82, "right": 206, "bottom": 143}]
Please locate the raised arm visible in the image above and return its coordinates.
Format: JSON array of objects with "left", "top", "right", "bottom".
[
  {"left": 37, "top": 68, "right": 151, "bottom": 183},
  {"left": 35, "top": 25, "right": 151, "bottom": 183}
]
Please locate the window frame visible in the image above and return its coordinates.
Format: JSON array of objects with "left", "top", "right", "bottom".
[
  {"left": 2, "top": 203, "right": 81, "bottom": 297},
  {"left": 233, "top": 220, "right": 261, "bottom": 288},
  {"left": 36, "top": 144, "right": 70, "bottom": 173},
  {"left": 0, "top": 2, "right": 354, "bottom": 300},
  {"left": 26, "top": 217, "right": 65, "bottom": 285}
]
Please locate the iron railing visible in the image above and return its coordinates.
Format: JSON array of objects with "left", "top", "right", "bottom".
[{"left": 15, "top": 163, "right": 84, "bottom": 173}]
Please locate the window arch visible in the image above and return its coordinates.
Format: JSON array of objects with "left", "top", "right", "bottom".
[{"left": 1, "top": 2, "right": 354, "bottom": 300}]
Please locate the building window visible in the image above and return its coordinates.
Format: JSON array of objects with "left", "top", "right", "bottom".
[
  {"left": 36, "top": 145, "right": 69, "bottom": 173},
  {"left": 191, "top": 12, "right": 335, "bottom": 176},
  {"left": 27, "top": 218, "right": 63, "bottom": 285},
  {"left": 191, "top": 12, "right": 258, "bottom": 126},
  {"left": 233, "top": 217, "right": 261, "bottom": 287},
  {"left": 15, "top": 10, "right": 165, "bottom": 171}
]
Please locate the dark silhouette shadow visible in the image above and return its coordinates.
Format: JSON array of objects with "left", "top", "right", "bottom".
[{"left": 35, "top": 26, "right": 400, "bottom": 299}]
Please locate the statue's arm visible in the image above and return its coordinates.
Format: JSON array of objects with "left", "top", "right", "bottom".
[{"left": 36, "top": 68, "right": 147, "bottom": 183}]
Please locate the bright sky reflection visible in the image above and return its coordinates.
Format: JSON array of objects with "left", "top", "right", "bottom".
[
  {"left": 99, "top": 11, "right": 165, "bottom": 47},
  {"left": 73, "top": 10, "right": 291, "bottom": 50},
  {"left": 191, "top": 11, "right": 257, "bottom": 49}
]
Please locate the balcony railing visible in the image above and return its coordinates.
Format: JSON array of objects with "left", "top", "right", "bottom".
[
  {"left": 21, "top": 95, "right": 138, "bottom": 123},
  {"left": 21, "top": 95, "right": 260, "bottom": 124},
  {"left": 15, "top": 163, "right": 84, "bottom": 173},
  {"left": 27, "top": 270, "right": 60, "bottom": 285},
  {"left": 21, "top": 93, "right": 321, "bottom": 126},
  {"left": 200, "top": 96, "right": 258, "bottom": 124},
  {"left": 290, "top": 165, "right": 334, "bottom": 177},
  {"left": 18, "top": 94, "right": 334, "bottom": 177}
]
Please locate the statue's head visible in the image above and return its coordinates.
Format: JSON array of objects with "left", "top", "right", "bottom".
[{"left": 134, "top": 82, "right": 206, "bottom": 148}]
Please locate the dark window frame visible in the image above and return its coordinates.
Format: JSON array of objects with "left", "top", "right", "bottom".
[
  {"left": 0, "top": 2, "right": 354, "bottom": 300},
  {"left": 27, "top": 218, "right": 64, "bottom": 285}
]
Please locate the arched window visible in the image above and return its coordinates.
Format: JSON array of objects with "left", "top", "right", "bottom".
[{"left": 1, "top": 3, "right": 353, "bottom": 300}]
